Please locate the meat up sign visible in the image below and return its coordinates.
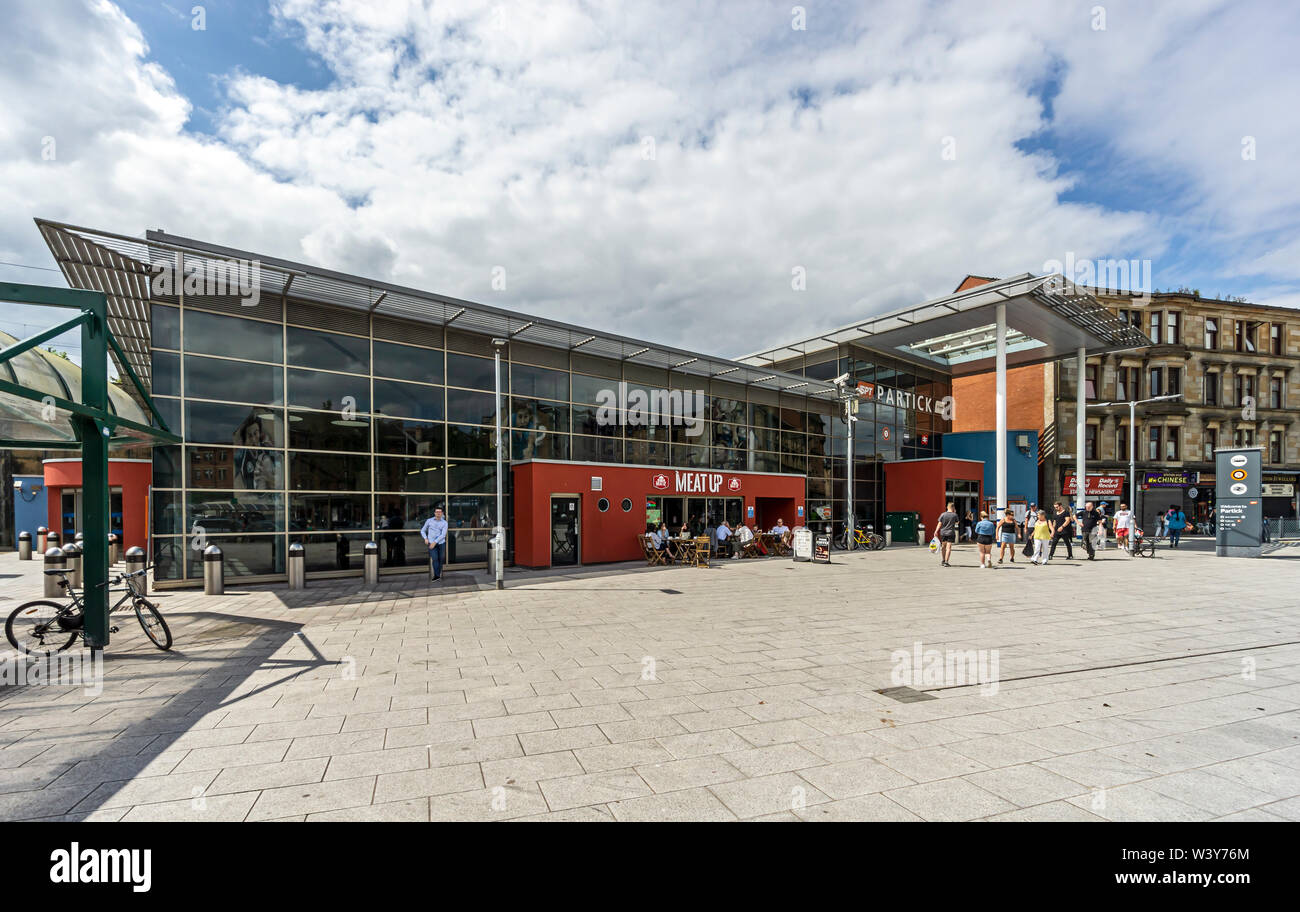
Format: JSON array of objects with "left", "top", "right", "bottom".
[{"left": 651, "top": 471, "right": 743, "bottom": 494}]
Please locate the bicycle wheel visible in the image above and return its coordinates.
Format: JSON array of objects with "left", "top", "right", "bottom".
[
  {"left": 6, "top": 600, "right": 79, "bottom": 656},
  {"left": 1138, "top": 540, "right": 1156, "bottom": 558},
  {"left": 134, "top": 599, "right": 172, "bottom": 651},
  {"left": 869, "top": 533, "right": 886, "bottom": 551}
]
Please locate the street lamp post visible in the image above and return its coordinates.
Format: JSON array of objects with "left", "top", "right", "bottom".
[
  {"left": 492, "top": 337, "right": 507, "bottom": 590},
  {"left": 833, "top": 374, "right": 857, "bottom": 549},
  {"left": 1087, "top": 393, "right": 1182, "bottom": 524}
]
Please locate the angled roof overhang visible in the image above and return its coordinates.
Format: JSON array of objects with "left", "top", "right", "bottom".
[
  {"left": 740, "top": 273, "right": 1153, "bottom": 376},
  {"left": 34, "top": 219, "right": 840, "bottom": 403}
]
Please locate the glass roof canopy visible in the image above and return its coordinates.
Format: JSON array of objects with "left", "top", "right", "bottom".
[
  {"left": 741, "top": 273, "right": 1153, "bottom": 376},
  {"left": 34, "top": 218, "right": 841, "bottom": 402}
]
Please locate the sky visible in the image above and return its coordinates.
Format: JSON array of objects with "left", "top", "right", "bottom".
[{"left": 1, "top": 0, "right": 1297, "bottom": 362}]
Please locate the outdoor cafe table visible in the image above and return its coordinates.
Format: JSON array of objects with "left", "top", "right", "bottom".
[{"left": 668, "top": 536, "right": 696, "bottom": 564}]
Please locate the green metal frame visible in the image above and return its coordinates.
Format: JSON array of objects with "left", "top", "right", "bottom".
[{"left": 0, "top": 281, "right": 181, "bottom": 649}]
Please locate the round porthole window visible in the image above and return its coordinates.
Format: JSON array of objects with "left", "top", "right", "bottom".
[
  {"left": 597, "top": 498, "right": 610, "bottom": 512},
  {"left": 621, "top": 498, "right": 633, "bottom": 512}
]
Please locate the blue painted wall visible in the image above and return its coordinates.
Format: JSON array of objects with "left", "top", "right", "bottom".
[
  {"left": 941, "top": 431, "right": 1039, "bottom": 504},
  {"left": 12, "top": 475, "right": 47, "bottom": 543}
]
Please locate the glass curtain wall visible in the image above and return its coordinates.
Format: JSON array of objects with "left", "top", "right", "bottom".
[
  {"left": 148, "top": 297, "right": 840, "bottom": 583},
  {"left": 775, "top": 345, "right": 952, "bottom": 538}
]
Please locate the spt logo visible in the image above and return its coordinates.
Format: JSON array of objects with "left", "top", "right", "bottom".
[
  {"left": 651, "top": 473, "right": 670, "bottom": 491},
  {"left": 856, "top": 381, "right": 875, "bottom": 399},
  {"left": 726, "top": 477, "right": 742, "bottom": 493}
]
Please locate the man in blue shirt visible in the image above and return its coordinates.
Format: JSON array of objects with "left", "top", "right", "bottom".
[{"left": 420, "top": 506, "right": 449, "bottom": 581}]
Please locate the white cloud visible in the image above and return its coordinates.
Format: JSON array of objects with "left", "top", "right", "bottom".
[{"left": 0, "top": 0, "right": 1294, "bottom": 361}]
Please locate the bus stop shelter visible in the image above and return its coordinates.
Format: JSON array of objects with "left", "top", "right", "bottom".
[
  {"left": 0, "top": 281, "right": 181, "bottom": 649},
  {"left": 743, "top": 273, "right": 1153, "bottom": 516}
]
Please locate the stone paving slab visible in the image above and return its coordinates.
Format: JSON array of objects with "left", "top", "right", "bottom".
[{"left": 1, "top": 541, "right": 1299, "bottom": 821}]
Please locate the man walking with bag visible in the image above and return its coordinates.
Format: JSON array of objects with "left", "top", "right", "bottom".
[
  {"left": 1046, "top": 502, "right": 1075, "bottom": 562},
  {"left": 421, "top": 506, "right": 449, "bottom": 582}
]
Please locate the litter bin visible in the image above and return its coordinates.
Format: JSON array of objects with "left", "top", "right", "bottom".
[
  {"left": 363, "top": 541, "right": 379, "bottom": 587},
  {"left": 43, "top": 547, "right": 66, "bottom": 597},
  {"left": 287, "top": 542, "right": 305, "bottom": 589},
  {"left": 125, "top": 546, "right": 147, "bottom": 595},
  {"left": 203, "top": 544, "right": 224, "bottom": 595},
  {"left": 18, "top": 531, "right": 32, "bottom": 561}
]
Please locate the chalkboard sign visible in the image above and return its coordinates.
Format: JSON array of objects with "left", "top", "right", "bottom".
[{"left": 813, "top": 534, "right": 831, "bottom": 563}]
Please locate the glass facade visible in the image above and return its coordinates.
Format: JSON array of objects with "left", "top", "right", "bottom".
[
  {"left": 148, "top": 300, "right": 952, "bottom": 583},
  {"left": 772, "top": 347, "right": 952, "bottom": 534}
]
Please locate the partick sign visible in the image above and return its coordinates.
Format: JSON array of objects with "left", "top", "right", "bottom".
[{"left": 652, "top": 471, "right": 742, "bottom": 494}]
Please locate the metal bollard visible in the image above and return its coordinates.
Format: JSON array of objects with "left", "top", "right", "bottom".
[
  {"left": 203, "top": 544, "right": 224, "bottom": 595},
  {"left": 287, "top": 542, "right": 306, "bottom": 589},
  {"left": 37, "top": 526, "right": 48, "bottom": 553},
  {"left": 47, "top": 530, "right": 60, "bottom": 549},
  {"left": 125, "top": 546, "right": 147, "bottom": 595},
  {"left": 885, "top": 524, "right": 892, "bottom": 548},
  {"left": 363, "top": 541, "right": 379, "bottom": 587},
  {"left": 918, "top": 523, "right": 926, "bottom": 546},
  {"left": 18, "top": 531, "right": 32, "bottom": 560},
  {"left": 108, "top": 533, "right": 119, "bottom": 567},
  {"left": 75, "top": 531, "right": 84, "bottom": 544},
  {"left": 64, "top": 543, "right": 82, "bottom": 590},
  {"left": 43, "top": 547, "right": 66, "bottom": 597}
]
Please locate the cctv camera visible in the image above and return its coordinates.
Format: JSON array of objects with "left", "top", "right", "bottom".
[{"left": 832, "top": 372, "right": 851, "bottom": 386}]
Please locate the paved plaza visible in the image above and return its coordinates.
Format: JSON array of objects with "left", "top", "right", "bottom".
[{"left": 1, "top": 539, "right": 1299, "bottom": 822}]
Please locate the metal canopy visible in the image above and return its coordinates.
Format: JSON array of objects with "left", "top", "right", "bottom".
[
  {"left": 0, "top": 281, "right": 181, "bottom": 651},
  {"left": 34, "top": 219, "right": 839, "bottom": 401},
  {"left": 740, "top": 273, "right": 1152, "bottom": 376}
]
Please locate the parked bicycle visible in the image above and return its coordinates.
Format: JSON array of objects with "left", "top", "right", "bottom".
[
  {"left": 1128, "top": 527, "right": 1157, "bottom": 558},
  {"left": 834, "top": 524, "right": 886, "bottom": 551},
  {"left": 5, "top": 566, "right": 171, "bottom": 656}
]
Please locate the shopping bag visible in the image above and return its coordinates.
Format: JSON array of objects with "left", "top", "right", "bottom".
[
  {"left": 1021, "top": 539, "right": 1033, "bottom": 558},
  {"left": 928, "top": 536, "right": 939, "bottom": 553}
]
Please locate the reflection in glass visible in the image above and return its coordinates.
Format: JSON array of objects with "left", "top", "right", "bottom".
[
  {"left": 375, "top": 418, "right": 444, "bottom": 457},
  {"left": 446, "top": 352, "right": 498, "bottom": 390},
  {"left": 188, "top": 491, "right": 285, "bottom": 532},
  {"left": 511, "top": 430, "right": 569, "bottom": 461},
  {"left": 511, "top": 363, "right": 568, "bottom": 401},
  {"left": 374, "top": 378, "right": 443, "bottom": 421},
  {"left": 375, "top": 456, "right": 445, "bottom": 493},
  {"left": 184, "top": 310, "right": 282, "bottom": 363},
  {"left": 290, "top": 493, "right": 370, "bottom": 531},
  {"left": 448, "top": 424, "right": 494, "bottom": 460},
  {"left": 186, "top": 355, "right": 282, "bottom": 405},
  {"left": 288, "top": 368, "right": 369, "bottom": 413},
  {"left": 186, "top": 401, "right": 283, "bottom": 446},
  {"left": 373, "top": 340, "right": 443, "bottom": 385},
  {"left": 151, "top": 304, "right": 180, "bottom": 350},
  {"left": 448, "top": 461, "right": 495, "bottom": 494},
  {"left": 183, "top": 535, "right": 285, "bottom": 578},
  {"left": 152, "top": 351, "right": 180, "bottom": 396},
  {"left": 151, "top": 492, "right": 183, "bottom": 535},
  {"left": 288, "top": 409, "right": 370, "bottom": 452},
  {"left": 446, "top": 388, "right": 496, "bottom": 425},
  {"left": 288, "top": 451, "right": 370, "bottom": 491},
  {"left": 447, "top": 495, "right": 497, "bottom": 528},
  {"left": 287, "top": 326, "right": 369, "bottom": 374},
  {"left": 188, "top": 447, "right": 283, "bottom": 490},
  {"left": 287, "top": 532, "right": 373, "bottom": 572}
]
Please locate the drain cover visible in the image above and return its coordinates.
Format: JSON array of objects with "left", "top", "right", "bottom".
[{"left": 876, "top": 686, "right": 938, "bottom": 703}]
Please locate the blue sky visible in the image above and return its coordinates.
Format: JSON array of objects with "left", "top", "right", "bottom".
[{"left": 1, "top": 0, "right": 1297, "bottom": 359}]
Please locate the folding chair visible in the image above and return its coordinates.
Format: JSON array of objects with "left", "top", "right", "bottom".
[
  {"left": 640, "top": 535, "right": 666, "bottom": 566},
  {"left": 692, "top": 536, "right": 711, "bottom": 567}
]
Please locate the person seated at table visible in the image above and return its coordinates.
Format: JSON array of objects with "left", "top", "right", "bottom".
[
  {"left": 654, "top": 522, "right": 670, "bottom": 551},
  {"left": 678, "top": 521, "right": 691, "bottom": 538},
  {"left": 704, "top": 515, "right": 718, "bottom": 554},
  {"left": 716, "top": 519, "right": 734, "bottom": 558},
  {"left": 770, "top": 518, "right": 791, "bottom": 546},
  {"left": 735, "top": 522, "right": 755, "bottom": 553}
]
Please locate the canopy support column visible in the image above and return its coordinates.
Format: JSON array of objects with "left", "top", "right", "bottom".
[
  {"left": 995, "top": 302, "right": 1007, "bottom": 518},
  {"left": 1076, "top": 346, "right": 1087, "bottom": 515},
  {"left": 78, "top": 294, "right": 110, "bottom": 649}
]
